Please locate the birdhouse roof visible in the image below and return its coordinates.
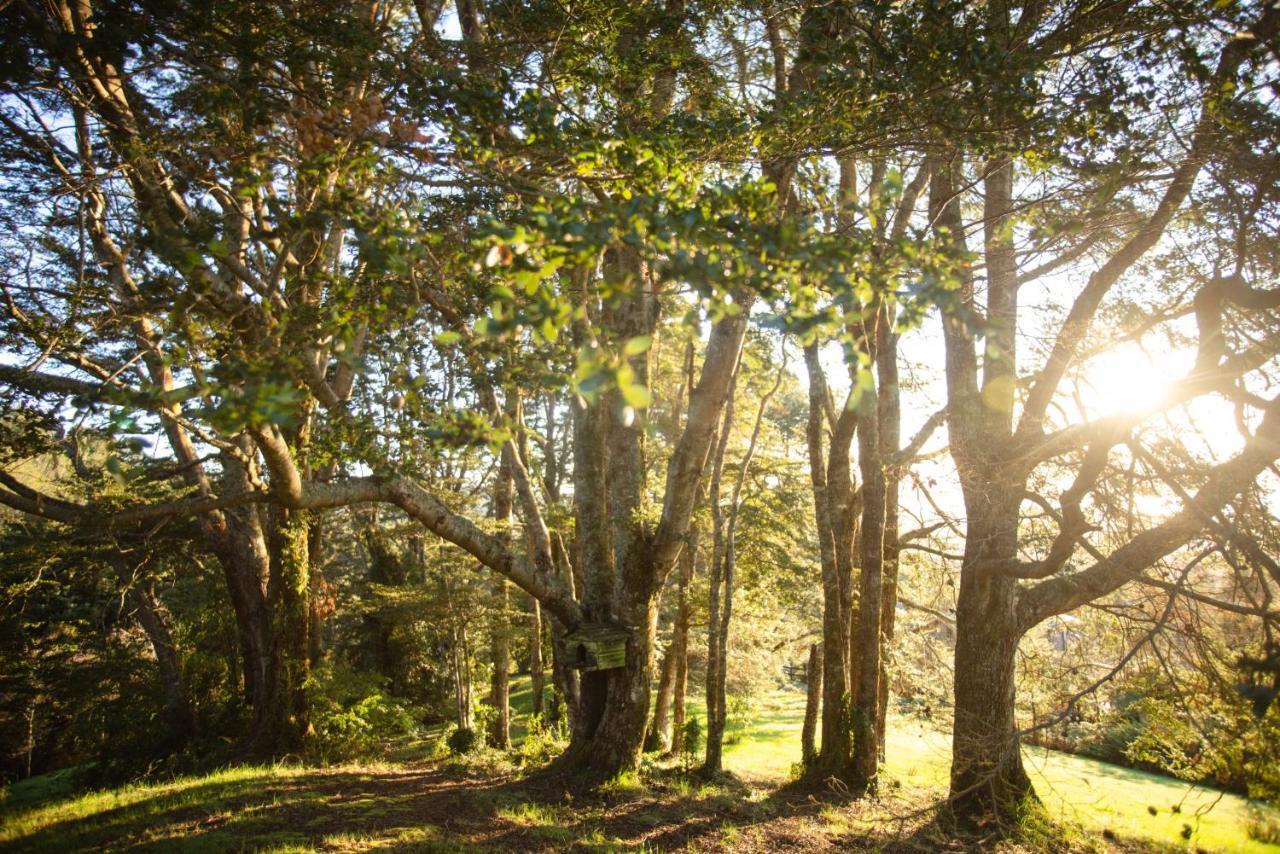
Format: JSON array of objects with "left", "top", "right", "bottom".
[{"left": 565, "top": 622, "right": 631, "bottom": 643}]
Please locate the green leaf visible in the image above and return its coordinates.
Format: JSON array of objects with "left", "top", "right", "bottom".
[
  {"left": 621, "top": 382, "right": 652, "bottom": 409},
  {"left": 623, "top": 335, "right": 652, "bottom": 357}
]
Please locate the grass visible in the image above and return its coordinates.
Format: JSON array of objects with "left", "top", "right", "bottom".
[
  {"left": 1, "top": 679, "right": 1276, "bottom": 852},
  {"left": 689, "top": 688, "right": 1278, "bottom": 853}
]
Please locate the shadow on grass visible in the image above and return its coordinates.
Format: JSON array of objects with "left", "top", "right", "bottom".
[{"left": 3, "top": 757, "right": 1182, "bottom": 853}]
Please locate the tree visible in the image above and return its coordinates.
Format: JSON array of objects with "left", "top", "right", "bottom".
[{"left": 912, "top": 2, "right": 1280, "bottom": 821}]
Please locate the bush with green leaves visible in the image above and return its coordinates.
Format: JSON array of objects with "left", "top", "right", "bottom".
[
  {"left": 518, "top": 712, "right": 566, "bottom": 766},
  {"left": 304, "top": 664, "right": 420, "bottom": 764},
  {"left": 447, "top": 726, "right": 479, "bottom": 755},
  {"left": 724, "top": 694, "right": 755, "bottom": 746},
  {"left": 680, "top": 715, "right": 702, "bottom": 771}
]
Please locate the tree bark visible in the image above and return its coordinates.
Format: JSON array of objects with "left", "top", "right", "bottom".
[
  {"left": 850, "top": 325, "right": 886, "bottom": 792},
  {"left": 671, "top": 527, "right": 694, "bottom": 755},
  {"left": 801, "top": 642, "right": 822, "bottom": 767},
  {"left": 530, "top": 597, "right": 545, "bottom": 718},
  {"left": 803, "top": 344, "right": 857, "bottom": 783},
  {"left": 488, "top": 450, "right": 515, "bottom": 749},
  {"left": 646, "top": 643, "right": 677, "bottom": 752},
  {"left": 128, "top": 582, "right": 195, "bottom": 748},
  {"left": 704, "top": 375, "right": 736, "bottom": 773}
]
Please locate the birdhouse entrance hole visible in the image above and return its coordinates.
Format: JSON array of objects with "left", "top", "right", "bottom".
[{"left": 564, "top": 623, "right": 630, "bottom": 673}]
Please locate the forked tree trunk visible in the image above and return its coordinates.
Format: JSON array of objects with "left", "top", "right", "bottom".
[
  {"left": 552, "top": 251, "right": 747, "bottom": 777},
  {"left": 803, "top": 344, "right": 857, "bottom": 784}
]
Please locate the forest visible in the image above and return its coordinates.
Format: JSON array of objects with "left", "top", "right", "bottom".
[{"left": 1, "top": 0, "right": 1279, "bottom": 851}]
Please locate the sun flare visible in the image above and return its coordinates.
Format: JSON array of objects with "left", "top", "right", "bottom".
[{"left": 1077, "top": 345, "right": 1175, "bottom": 416}]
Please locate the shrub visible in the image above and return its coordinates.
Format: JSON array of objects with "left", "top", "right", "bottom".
[
  {"left": 447, "top": 726, "right": 479, "bottom": 755},
  {"left": 304, "top": 665, "right": 420, "bottom": 764},
  {"left": 1248, "top": 804, "right": 1280, "bottom": 845},
  {"left": 680, "top": 715, "right": 702, "bottom": 770},
  {"left": 724, "top": 694, "right": 755, "bottom": 745},
  {"left": 518, "top": 713, "right": 566, "bottom": 766}
]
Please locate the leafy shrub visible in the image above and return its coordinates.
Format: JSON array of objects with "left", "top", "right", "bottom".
[
  {"left": 447, "top": 726, "right": 479, "bottom": 754},
  {"left": 1248, "top": 804, "right": 1280, "bottom": 845},
  {"left": 680, "top": 715, "right": 702, "bottom": 769},
  {"left": 724, "top": 694, "right": 755, "bottom": 745},
  {"left": 304, "top": 664, "right": 419, "bottom": 764},
  {"left": 518, "top": 712, "right": 566, "bottom": 766}
]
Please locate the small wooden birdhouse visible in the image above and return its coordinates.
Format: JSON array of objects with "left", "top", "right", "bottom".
[{"left": 564, "top": 623, "right": 630, "bottom": 672}]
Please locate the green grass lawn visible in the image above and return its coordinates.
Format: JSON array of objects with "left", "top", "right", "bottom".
[
  {"left": 2, "top": 678, "right": 1276, "bottom": 852},
  {"left": 693, "top": 687, "right": 1277, "bottom": 853},
  {"left": 501, "top": 678, "right": 1277, "bottom": 851}
]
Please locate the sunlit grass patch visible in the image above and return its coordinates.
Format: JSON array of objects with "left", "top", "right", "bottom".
[
  {"left": 495, "top": 800, "right": 566, "bottom": 826},
  {"left": 323, "top": 825, "right": 444, "bottom": 851},
  {"left": 598, "top": 769, "right": 648, "bottom": 798}
]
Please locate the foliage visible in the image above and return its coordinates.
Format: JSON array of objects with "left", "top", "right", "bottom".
[
  {"left": 680, "top": 716, "right": 702, "bottom": 771},
  {"left": 517, "top": 713, "right": 566, "bottom": 767},
  {"left": 723, "top": 694, "right": 754, "bottom": 746},
  {"left": 304, "top": 664, "right": 421, "bottom": 765},
  {"left": 447, "top": 727, "right": 480, "bottom": 756}
]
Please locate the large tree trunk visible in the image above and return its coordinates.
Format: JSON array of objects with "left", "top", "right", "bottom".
[
  {"left": 932, "top": 157, "right": 1033, "bottom": 821},
  {"left": 558, "top": 584, "right": 659, "bottom": 775},
  {"left": 246, "top": 506, "right": 312, "bottom": 756},
  {"left": 949, "top": 556, "right": 1031, "bottom": 819}
]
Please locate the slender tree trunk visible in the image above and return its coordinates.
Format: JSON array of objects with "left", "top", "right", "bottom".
[
  {"left": 851, "top": 315, "right": 886, "bottom": 792},
  {"left": 802, "top": 642, "right": 822, "bottom": 767},
  {"left": 876, "top": 316, "right": 901, "bottom": 759},
  {"left": 804, "top": 344, "right": 856, "bottom": 783},
  {"left": 489, "top": 580, "right": 511, "bottom": 748},
  {"left": 307, "top": 517, "right": 327, "bottom": 667},
  {"left": 671, "top": 531, "right": 693, "bottom": 755},
  {"left": 23, "top": 697, "right": 36, "bottom": 779},
  {"left": 488, "top": 429, "right": 515, "bottom": 748},
  {"left": 647, "top": 644, "right": 676, "bottom": 752},
  {"left": 530, "top": 597, "right": 545, "bottom": 718},
  {"left": 704, "top": 381, "right": 735, "bottom": 773}
]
